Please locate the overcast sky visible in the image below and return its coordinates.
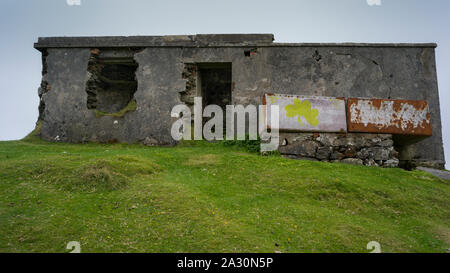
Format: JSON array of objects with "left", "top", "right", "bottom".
[{"left": 0, "top": 0, "right": 448, "bottom": 168}]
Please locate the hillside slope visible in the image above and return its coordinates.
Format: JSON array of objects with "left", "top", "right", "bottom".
[{"left": 0, "top": 139, "right": 449, "bottom": 253}]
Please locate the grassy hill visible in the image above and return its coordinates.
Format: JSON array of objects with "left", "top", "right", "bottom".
[{"left": 0, "top": 138, "right": 449, "bottom": 253}]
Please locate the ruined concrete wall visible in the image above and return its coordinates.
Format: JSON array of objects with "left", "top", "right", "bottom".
[
  {"left": 39, "top": 48, "right": 91, "bottom": 142},
  {"left": 39, "top": 47, "right": 181, "bottom": 145},
  {"left": 35, "top": 37, "right": 445, "bottom": 168}
]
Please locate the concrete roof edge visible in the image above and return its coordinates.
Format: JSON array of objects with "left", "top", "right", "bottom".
[
  {"left": 270, "top": 42, "right": 438, "bottom": 48},
  {"left": 33, "top": 35, "right": 437, "bottom": 49},
  {"left": 34, "top": 34, "right": 275, "bottom": 49}
]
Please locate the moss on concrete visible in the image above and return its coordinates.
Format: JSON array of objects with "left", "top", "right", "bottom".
[{"left": 94, "top": 98, "right": 137, "bottom": 118}]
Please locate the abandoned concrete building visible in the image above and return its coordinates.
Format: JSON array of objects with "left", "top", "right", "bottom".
[{"left": 33, "top": 34, "right": 445, "bottom": 169}]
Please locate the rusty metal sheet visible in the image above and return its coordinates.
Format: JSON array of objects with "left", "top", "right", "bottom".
[
  {"left": 347, "top": 98, "right": 432, "bottom": 136},
  {"left": 263, "top": 93, "right": 347, "bottom": 133}
]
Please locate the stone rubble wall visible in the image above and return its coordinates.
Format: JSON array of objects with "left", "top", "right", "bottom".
[{"left": 279, "top": 133, "right": 399, "bottom": 167}]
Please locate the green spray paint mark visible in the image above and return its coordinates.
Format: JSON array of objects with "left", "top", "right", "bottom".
[{"left": 285, "top": 99, "right": 319, "bottom": 127}]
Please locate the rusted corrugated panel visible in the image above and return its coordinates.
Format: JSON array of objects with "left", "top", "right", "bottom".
[
  {"left": 347, "top": 98, "right": 432, "bottom": 136},
  {"left": 264, "top": 93, "right": 347, "bottom": 133}
]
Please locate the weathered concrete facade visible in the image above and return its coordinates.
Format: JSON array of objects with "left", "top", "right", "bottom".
[{"left": 34, "top": 34, "right": 445, "bottom": 169}]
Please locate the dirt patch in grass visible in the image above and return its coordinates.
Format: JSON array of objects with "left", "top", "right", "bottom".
[
  {"left": 434, "top": 226, "right": 450, "bottom": 246},
  {"left": 184, "top": 154, "right": 220, "bottom": 166}
]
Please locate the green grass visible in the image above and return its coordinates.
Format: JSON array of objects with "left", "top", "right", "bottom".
[{"left": 0, "top": 139, "right": 449, "bottom": 253}]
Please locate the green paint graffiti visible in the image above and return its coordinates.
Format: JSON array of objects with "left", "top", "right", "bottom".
[{"left": 285, "top": 99, "right": 319, "bottom": 127}]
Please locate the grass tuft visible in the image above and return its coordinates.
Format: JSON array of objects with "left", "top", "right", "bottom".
[
  {"left": 62, "top": 156, "right": 160, "bottom": 192},
  {"left": 2, "top": 154, "right": 161, "bottom": 193},
  {"left": 72, "top": 160, "right": 127, "bottom": 192}
]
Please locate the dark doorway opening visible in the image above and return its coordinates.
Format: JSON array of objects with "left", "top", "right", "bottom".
[
  {"left": 179, "top": 62, "right": 232, "bottom": 137},
  {"left": 198, "top": 63, "right": 232, "bottom": 112}
]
